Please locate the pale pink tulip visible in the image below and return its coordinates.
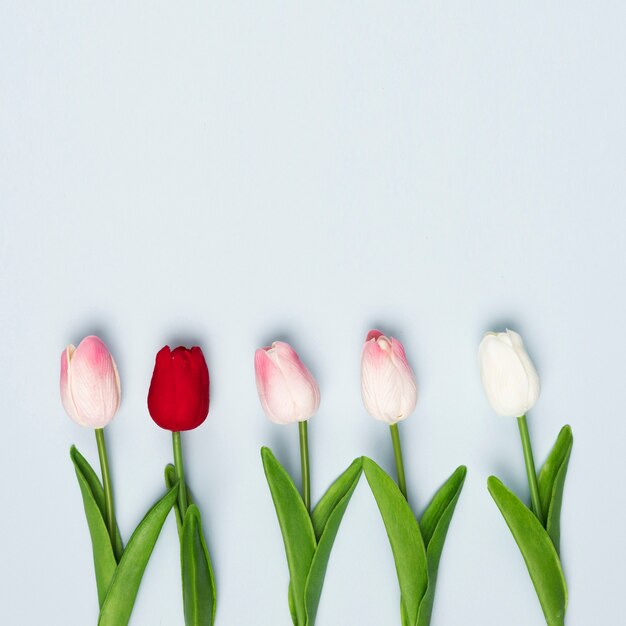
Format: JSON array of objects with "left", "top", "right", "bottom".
[
  {"left": 254, "top": 341, "right": 320, "bottom": 424},
  {"left": 361, "top": 330, "right": 417, "bottom": 424},
  {"left": 60, "top": 335, "right": 121, "bottom": 428}
]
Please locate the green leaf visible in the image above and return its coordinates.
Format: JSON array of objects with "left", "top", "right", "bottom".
[
  {"left": 363, "top": 457, "right": 428, "bottom": 626},
  {"left": 165, "top": 464, "right": 196, "bottom": 538},
  {"left": 288, "top": 583, "right": 298, "bottom": 626},
  {"left": 305, "top": 458, "right": 363, "bottom": 625},
  {"left": 98, "top": 482, "right": 179, "bottom": 626},
  {"left": 488, "top": 476, "right": 567, "bottom": 626},
  {"left": 416, "top": 466, "right": 466, "bottom": 626},
  {"left": 71, "top": 446, "right": 124, "bottom": 560},
  {"left": 181, "top": 504, "right": 217, "bottom": 626},
  {"left": 310, "top": 458, "right": 361, "bottom": 541},
  {"left": 538, "top": 426, "right": 573, "bottom": 554},
  {"left": 164, "top": 464, "right": 183, "bottom": 535},
  {"left": 261, "top": 447, "right": 316, "bottom": 626},
  {"left": 70, "top": 446, "right": 118, "bottom": 608}
]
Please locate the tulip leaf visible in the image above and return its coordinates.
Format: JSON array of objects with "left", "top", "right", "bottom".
[
  {"left": 363, "top": 457, "right": 428, "bottom": 626},
  {"left": 488, "top": 476, "right": 567, "bottom": 626},
  {"left": 181, "top": 504, "right": 217, "bottom": 626},
  {"left": 261, "top": 447, "right": 317, "bottom": 626},
  {"left": 288, "top": 583, "right": 298, "bottom": 625},
  {"left": 165, "top": 463, "right": 195, "bottom": 537},
  {"left": 415, "top": 465, "right": 466, "bottom": 626},
  {"left": 70, "top": 446, "right": 118, "bottom": 607},
  {"left": 71, "top": 446, "right": 124, "bottom": 560},
  {"left": 98, "top": 482, "right": 179, "bottom": 626},
  {"left": 305, "top": 458, "right": 363, "bottom": 625},
  {"left": 538, "top": 425, "right": 573, "bottom": 554}
]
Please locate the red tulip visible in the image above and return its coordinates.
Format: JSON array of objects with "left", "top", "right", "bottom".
[{"left": 147, "top": 346, "right": 210, "bottom": 431}]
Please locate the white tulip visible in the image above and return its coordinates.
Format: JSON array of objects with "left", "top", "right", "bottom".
[{"left": 479, "top": 330, "right": 540, "bottom": 418}]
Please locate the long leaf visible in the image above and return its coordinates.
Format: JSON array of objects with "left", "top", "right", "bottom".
[
  {"left": 70, "top": 446, "right": 118, "bottom": 608},
  {"left": 305, "top": 458, "right": 363, "bottom": 625},
  {"left": 363, "top": 457, "right": 428, "bottom": 626},
  {"left": 98, "top": 482, "right": 179, "bottom": 626},
  {"left": 488, "top": 476, "right": 567, "bottom": 626},
  {"left": 538, "top": 425, "right": 573, "bottom": 553},
  {"left": 181, "top": 504, "right": 217, "bottom": 626},
  {"left": 416, "top": 466, "right": 466, "bottom": 626},
  {"left": 71, "top": 446, "right": 123, "bottom": 560},
  {"left": 261, "top": 447, "right": 316, "bottom": 626}
]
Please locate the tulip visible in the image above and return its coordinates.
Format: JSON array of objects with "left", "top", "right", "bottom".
[
  {"left": 478, "top": 329, "right": 540, "bottom": 418},
  {"left": 479, "top": 329, "right": 544, "bottom": 524},
  {"left": 60, "top": 335, "right": 121, "bottom": 429},
  {"left": 255, "top": 341, "right": 319, "bottom": 511},
  {"left": 361, "top": 329, "right": 417, "bottom": 500},
  {"left": 60, "top": 334, "right": 120, "bottom": 548},
  {"left": 361, "top": 330, "right": 418, "bottom": 425},
  {"left": 254, "top": 341, "right": 320, "bottom": 425},
  {"left": 148, "top": 344, "right": 209, "bottom": 523},
  {"left": 148, "top": 346, "right": 210, "bottom": 432}
]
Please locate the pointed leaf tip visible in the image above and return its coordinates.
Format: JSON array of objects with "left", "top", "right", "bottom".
[{"left": 538, "top": 425, "right": 573, "bottom": 554}]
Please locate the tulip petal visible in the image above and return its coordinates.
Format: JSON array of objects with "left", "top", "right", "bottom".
[
  {"left": 273, "top": 342, "right": 320, "bottom": 421},
  {"left": 255, "top": 348, "right": 297, "bottom": 424},
  {"left": 60, "top": 344, "right": 83, "bottom": 425}
]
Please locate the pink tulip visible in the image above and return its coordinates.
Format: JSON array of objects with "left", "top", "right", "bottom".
[
  {"left": 361, "top": 329, "right": 417, "bottom": 424},
  {"left": 60, "top": 335, "right": 121, "bottom": 428},
  {"left": 254, "top": 341, "right": 320, "bottom": 424}
]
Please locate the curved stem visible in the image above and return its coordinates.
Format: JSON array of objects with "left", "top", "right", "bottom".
[
  {"left": 299, "top": 421, "right": 311, "bottom": 512},
  {"left": 172, "top": 431, "right": 188, "bottom": 516},
  {"left": 95, "top": 428, "right": 116, "bottom": 546},
  {"left": 389, "top": 423, "right": 408, "bottom": 501},
  {"left": 517, "top": 414, "right": 544, "bottom": 525}
]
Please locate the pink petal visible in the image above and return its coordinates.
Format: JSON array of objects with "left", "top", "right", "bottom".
[{"left": 60, "top": 344, "right": 82, "bottom": 424}]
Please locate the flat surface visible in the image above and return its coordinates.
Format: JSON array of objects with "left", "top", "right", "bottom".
[{"left": 1, "top": 2, "right": 625, "bottom": 625}]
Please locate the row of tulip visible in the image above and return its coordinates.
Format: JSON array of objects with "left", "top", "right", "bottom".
[{"left": 61, "top": 329, "right": 572, "bottom": 626}]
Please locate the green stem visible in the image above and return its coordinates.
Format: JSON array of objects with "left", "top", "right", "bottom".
[
  {"left": 172, "top": 431, "right": 188, "bottom": 516},
  {"left": 517, "top": 414, "right": 544, "bottom": 525},
  {"left": 95, "top": 428, "right": 116, "bottom": 546},
  {"left": 389, "top": 423, "right": 408, "bottom": 501},
  {"left": 299, "top": 420, "right": 311, "bottom": 512}
]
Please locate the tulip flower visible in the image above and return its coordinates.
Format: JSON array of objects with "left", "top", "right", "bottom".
[
  {"left": 479, "top": 329, "right": 544, "bottom": 522},
  {"left": 480, "top": 329, "right": 573, "bottom": 626},
  {"left": 61, "top": 335, "right": 120, "bottom": 549},
  {"left": 256, "top": 340, "right": 362, "bottom": 626},
  {"left": 147, "top": 345, "right": 216, "bottom": 626},
  {"left": 60, "top": 335, "right": 121, "bottom": 429},
  {"left": 361, "top": 330, "right": 417, "bottom": 425},
  {"left": 255, "top": 341, "right": 319, "bottom": 510},
  {"left": 361, "top": 329, "right": 466, "bottom": 626},
  {"left": 361, "top": 329, "right": 417, "bottom": 499},
  {"left": 254, "top": 341, "right": 320, "bottom": 425},
  {"left": 479, "top": 329, "right": 540, "bottom": 418},
  {"left": 147, "top": 345, "right": 210, "bottom": 432}
]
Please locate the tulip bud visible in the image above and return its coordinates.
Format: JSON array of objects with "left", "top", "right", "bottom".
[
  {"left": 148, "top": 346, "right": 210, "bottom": 431},
  {"left": 60, "top": 335, "right": 121, "bottom": 428},
  {"left": 361, "top": 330, "right": 418, "bottom": 425},
  {"left": 479, "top": 329, "right": 540, "bottom": 417},
  {"left": 254, "top": 341, "right": 320, "bottom": 425}
]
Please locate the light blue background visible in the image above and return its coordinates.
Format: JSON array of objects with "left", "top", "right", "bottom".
[{"left": 1, "top": 2, "right": 625, "bottom": 624}]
